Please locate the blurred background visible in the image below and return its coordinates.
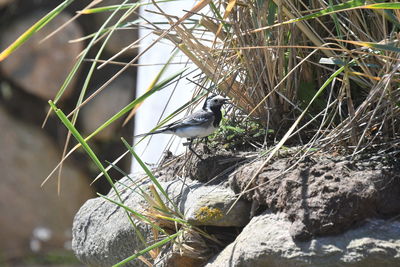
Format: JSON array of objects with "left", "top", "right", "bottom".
[{"left": 0, "top": 0, "right": 137, "bottom": 265}]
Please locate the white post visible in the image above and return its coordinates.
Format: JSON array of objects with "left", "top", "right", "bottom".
[{"left": 132, "top": 1, "right": 198, "bottom": 172}]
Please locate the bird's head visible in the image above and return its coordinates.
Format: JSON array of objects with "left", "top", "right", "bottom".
[{"left": 203, "top": 94, "right": 230, "bottom": 111}]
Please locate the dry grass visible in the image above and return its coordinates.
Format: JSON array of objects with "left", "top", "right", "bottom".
[
  {"left": 145, "top": 0, "right": 400, "bottom": 156},
  {"left": 32, "top": 1, "right": 400, "bottom": 193},
  {"left": 138, "top": 1, "right": 400, "bottom": 213}
]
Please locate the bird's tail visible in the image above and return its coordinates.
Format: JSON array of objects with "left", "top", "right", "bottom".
[{"left": 134, "top": 129, "right": 166, "bottom": 138}]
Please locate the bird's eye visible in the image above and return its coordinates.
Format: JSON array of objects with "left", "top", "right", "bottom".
[{"left": 213, "top": 99, "right": 218, "bottom": 102}]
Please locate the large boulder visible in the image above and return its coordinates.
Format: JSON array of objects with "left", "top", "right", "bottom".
[
  {"left": 80, "top": 73, "right": 134, "bottom": 140},
  {"left": 231, "top": 156, "right": 400, "bottom": 240},
  {"left": 72, "top": 179, "right": 149, "bottom": 267},
  {"left": 0, "top": 107, "right": 94, "bottom": 259},
  {"left": 0, "top": 11, "right": 83, "bottom": 100},
  {"left": 72, "top": 177, "right": 251, "bottom": 266},
  {"left": 206, "top": 211, "right": 400, "bottom": 267}
]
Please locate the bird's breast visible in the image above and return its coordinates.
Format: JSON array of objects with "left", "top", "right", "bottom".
[{"left": 174, "top": 124, "right": 216, "bottom": 138}]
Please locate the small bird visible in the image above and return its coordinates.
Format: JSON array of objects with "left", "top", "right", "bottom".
[{"left": 135, "top": 94, "right": 230, "bottom": 158}]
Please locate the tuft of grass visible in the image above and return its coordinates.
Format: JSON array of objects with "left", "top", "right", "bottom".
[{"left": 0, "top": 0, "right": 75, "bottom": 61}]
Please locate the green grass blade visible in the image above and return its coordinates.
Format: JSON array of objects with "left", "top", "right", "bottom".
[
  {"left": 209, "top": 1, "right": 230, "bottom": 32},
  {"left": 80, "top": 0, "right": 176, "bottom": 14},
  {"left": 98, "top": 193, "right": 169, "bottom": 235},
  {"left": 0, "top": 0, "right": 75, "bottom": 61},
  {"left": 53, "top": 0, "right": 130, "bottom": 105},
  {"left": 123, "top": 49, "right": 180, "bottom": 125},
  {"left": 113, "top": 231, "right": 182, "bottom": 267},
  {"left": 49, "top": 100, "right": 148, "bottom": 245},
  {"left": 85, "top": 67, "right": 188, "bottom": 141},
  {"left": 284, "top": 0, "right": 362, "bottom": 23},
  {"left": 75, "top": 19, "right": 141, "bottom": 42},
  {"left": 365, "top": 3, "right": 400, "bottom": 9},
  {"left": 255, "top": 0, "right": 400, "bottom": 32},
  {"left": 48, "top": 101, "right": 118, "bottom": 194},
  {"left": 67, "top": 0, "right": 133, "bottom": 124},
  {"left": 328, "top": 0, "right": 342, "bottom": 38},
  {"left": 121, "top": 138, "right": 179, "bottom": 215},
  {"left": 152, "top": 213, "right": 188, "bottom": 225},
  {"left": 339, "top": 40, "right": 400, "bottom": 53}
]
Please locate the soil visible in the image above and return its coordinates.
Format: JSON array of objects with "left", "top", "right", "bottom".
[{"left": 157, "top": 147, "right": 400, "bottom": 241}]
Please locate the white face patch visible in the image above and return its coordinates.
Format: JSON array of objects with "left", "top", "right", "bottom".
[{"left": 206, "top": 95, "right": 228, "bottom": 110}]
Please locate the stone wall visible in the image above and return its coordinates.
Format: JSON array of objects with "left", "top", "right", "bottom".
[{"left": 0, "top": 0, "right": 138, "bottom": 264}]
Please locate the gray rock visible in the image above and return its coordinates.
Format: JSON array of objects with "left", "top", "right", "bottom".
[
  {"left": 0, "top": 107, "right": 94, "bottom": 259},
  {"left": 154, "top": 179, "right": 250, "bottom": 227},
  {"left": 72, "top": 178, "right": 150, "bottom": 267},
  {"left": 178, "top": 181, "right": 251, "bottom": 227},
  {"left": 154, "top": 242, "right": 208, "bottom": 267},
  {"left": 72, "top": 177, "right": 251, "bottom": 266},
  {"left": 0, "top": 11, "right": 83, "bottom": 100},
  {"left": 80, "top": 74, "right": 134, "bottom": 140},
  {"left": 231, "top": 156, "right": 400, "bottom": 239},
  {"left": 206, "top": 211, "right": 400, "bottom": 267}
]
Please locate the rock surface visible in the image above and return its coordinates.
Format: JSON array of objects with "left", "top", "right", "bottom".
[
  {"left": 81, "top": 74, "right": 134, "bottom": 140},
  {"left": 154, "top": 242, "right": 209, "bottom": 267},
  {"left": 0, "top": 107, "right": 94, "bottom": 259},
  {"left": 72, "top": 151, "right": 400, "bottom": 267},
  {"left": 179, "top": 181, "right": 251, "bottom": 227},
  {"left": 231, "top": 155, "right": 400, "bottom": 239},
  {"left": 72, "top": 178, "right": 149, "bottom": 267},
  {"left": 0, "top": 11, "right": 83, "bottom": 99},
  {"left": 72, "top": 176, "right": 250, "bottom": 266},
  {"left": 206, "top": 211, "right": 400, "bottom": 267},
  {"left": 93, "top": 0, "right": 138, "bottom": 55}
]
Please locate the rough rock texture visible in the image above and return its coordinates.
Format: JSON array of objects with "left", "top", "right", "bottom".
[
  {"left": 81, "top": 74, "right": 134, "bottom": 140},
  {"left": 73, "top": 152, "right": 400, "bottom": 266},
  {"left": 231, "top": 155, "right": 400, "bottom": 239},
  {"left": 72, "top": 176, "right": 250, "bottom": 266},
  {"left": 72, "top": 179, "right": 149, "bottom": 267},
  {"left": 206, "top": 211, "right": 400, "bottom": 267},
  {"left": 154, "top": 150, "right": 248, "bottom": 185},
  {"left": 188, "top": 152, "right": 248, "bottom": 184},
  {"left": 0, "top": 107, "right": 94, "bottom": 259},
  {"left": 0, "top": 11, "right": 83, "bottom": 99},
  {"left": 154, "top": 242, "right": 209, "bottom": 267},
  {"left": 164, "top": 179, "right": 251, "bottom": 227}
]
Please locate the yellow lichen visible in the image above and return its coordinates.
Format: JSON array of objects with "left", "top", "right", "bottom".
[{"left": 195, "top": 206, "right": 224, "bottom": 223}]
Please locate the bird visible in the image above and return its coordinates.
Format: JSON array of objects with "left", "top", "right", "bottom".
[{"left": 135, "top": 94, "right": 230, "bottom": 159}]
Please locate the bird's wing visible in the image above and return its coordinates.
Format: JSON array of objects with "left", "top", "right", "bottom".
[{"left": 164, "top": 110, "right": 214, "bottom": 130}]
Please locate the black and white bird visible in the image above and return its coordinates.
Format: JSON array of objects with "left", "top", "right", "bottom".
[{"left": 135, "top": 94, "right": 229, "bottom": 158}]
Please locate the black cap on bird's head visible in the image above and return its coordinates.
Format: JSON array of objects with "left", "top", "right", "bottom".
[{"left": 203, "top": 94, "right": 230, "bottom": 110}]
